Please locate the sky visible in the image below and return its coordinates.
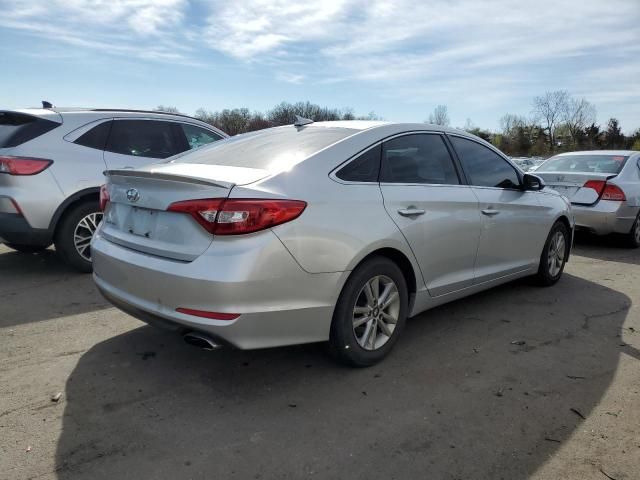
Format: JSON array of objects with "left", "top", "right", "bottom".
[{"left": 1, "top": 0, "right": 639, "bottom": 132}]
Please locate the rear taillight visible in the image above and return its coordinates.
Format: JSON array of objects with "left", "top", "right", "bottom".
[
  {"left": 167, "top": 198, "right": 307, "bottom": 235},
  {"left": 583, "top": 180, "right": 626, "bottom": 201},
  {"left": 601, "top": 184, "right": 626, "bottom": 201},
  {"left": 99, "top": 184, "right": 110, "bottom": 211},
  {"left": 0, "top": 156, "right": 52, "bottom": 175}
]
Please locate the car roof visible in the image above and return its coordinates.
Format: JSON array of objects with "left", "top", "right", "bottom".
[
  {"left": 553, "top": 150, "right": 638, "bottom": 156},
  {"left": 7, "top": 107, "right": 227, "bottom": 136},
  {"left": 311, "top": 120, "right": 463, "bottom": 135}
]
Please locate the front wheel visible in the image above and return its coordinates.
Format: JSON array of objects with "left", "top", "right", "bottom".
[
  {"left": 329, "top": 256, "right": 408, "bottom": 367},
  {"left": 625, "top": 213, "right": 640, "bottom": 248},
  {"left": 534, "top": 221, "right": 570, "bottom": 286},
  {"left": 54, "top": 201, "right": 103, "bottom": 273}
]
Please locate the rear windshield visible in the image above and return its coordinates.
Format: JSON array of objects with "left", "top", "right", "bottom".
[
  {"left": 170, "top": 126, "right": 357, "bottom": 171},
  {"left": 0, "top": 112, "right": 60, "bottom": 148},
  {"left": 537, "top": 154, "right": 629, "bottom": 174}
]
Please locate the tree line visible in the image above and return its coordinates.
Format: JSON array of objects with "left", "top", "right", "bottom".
[{"left": 156, "top": 93, "right": 640, "bottom": 157}]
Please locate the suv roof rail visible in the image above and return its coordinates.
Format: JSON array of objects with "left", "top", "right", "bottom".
[{"left": 88, "top": 108, "right": 202, "bottom": 121}]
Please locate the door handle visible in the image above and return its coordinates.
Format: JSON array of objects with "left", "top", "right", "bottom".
[
  {"left": 398, "top": 207, "right": 426, "bottom": 217},
  {"left": 481, "top": 208, "right": 500, "bottom": 216}
]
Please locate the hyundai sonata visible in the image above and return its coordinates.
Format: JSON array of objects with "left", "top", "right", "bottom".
[{"left": 92, "top": 120, "right": 573, "bottom": 366}]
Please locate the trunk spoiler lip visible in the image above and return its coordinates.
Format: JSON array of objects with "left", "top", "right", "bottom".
[{"left": 104, "top": 169, "right": 234, "bottom": 189}]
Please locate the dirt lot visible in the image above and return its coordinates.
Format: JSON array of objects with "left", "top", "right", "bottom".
[{"left": 0, "top": 238, "right": 638, "bottom": 480}]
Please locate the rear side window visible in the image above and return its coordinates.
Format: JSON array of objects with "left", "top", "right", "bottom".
[
  {"left": 336, "top": 145, "right": 381, "bottom": 182},
  {"left": 450, "top": 136, "right": 520, "bottom": 189},
  {"left": 0, "top": 112, "right": 60, "bottom": 147},
  {"left": 106, "top": 120, "right": 179, "bottom": 159},
  {"left": 381, "top": 134, "right": 460, "bottom": 185},
  {"left": 75, "top": 121, "right": 112, "bottom": 150},
  {"left": 536, "top": 154, "right": 629, "bottom": 174},
  {"left": 180, "top": 124, "right": 223, "bottom": 150}
]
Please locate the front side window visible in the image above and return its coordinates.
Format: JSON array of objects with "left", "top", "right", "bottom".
[
  {"left": 180, "top": 124, "right": 223, "bottom": 150},
  {"left": 381, "top": 134, "right": 459, "bottom": 185},
  {"left": 336, "top": 144, "right": 381, "bottom": 182},
  {"left": 450, "top": 136, "right": 520, "bottom": 189},
  {"left": 106, "top": 120, "right": 179, "bottom": 159}
]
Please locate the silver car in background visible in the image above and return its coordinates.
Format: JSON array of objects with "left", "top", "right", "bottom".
[
  {"left": 92, "top": 120, "right": 573, "bottom": 366},
  {"left": 535, "top": 150, "right": 640, "bottom": 247},
  {"left": 0, "top": 106, "right": 227, "bottom": 271}
]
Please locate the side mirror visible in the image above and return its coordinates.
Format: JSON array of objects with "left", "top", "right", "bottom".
[{"left": 523, "top": 173, "right": 545, "bottom": 191}]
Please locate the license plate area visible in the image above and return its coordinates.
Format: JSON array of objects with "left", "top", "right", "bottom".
[{"left": 126, "top": 206, "right": 157, "bottom": 239}]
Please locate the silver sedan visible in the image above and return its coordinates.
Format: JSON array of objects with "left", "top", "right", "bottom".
[
  {"left": 92, "top": 120, "right": 573, "bottom": 366},
  {"left": 535, "top": 150, "right": 640, "bottom": 247}
]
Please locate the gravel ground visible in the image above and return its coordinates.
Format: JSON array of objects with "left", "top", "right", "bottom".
[{"left": 0, "top": 237, "right": 638, "bottom": 480}]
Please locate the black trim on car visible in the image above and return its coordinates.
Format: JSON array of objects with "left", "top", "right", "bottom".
[
  {"left": 0, "top": 213, "right": 53, "bottom": 246},
  {"left": 48, "top": 187, "right": 100, "bottom": 232}
]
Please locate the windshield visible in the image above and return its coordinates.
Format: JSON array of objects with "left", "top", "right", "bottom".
[
  {"left": 537, "top": 154, "right": 629, "bottom": 174},
  {"left": 170, "top": 126, "right": 357, "bottom": 171}
]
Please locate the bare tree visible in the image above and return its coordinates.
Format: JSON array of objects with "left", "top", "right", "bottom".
[
  {"left": 154, "top": 105, "right": 181, "bottom": 114},
  {"left": 427, "top": 105, "right": 450, "bottom": 126},
  {"left": 531, "top": 91, "right": 569, "bottom": 151},
  {"left": 499, "top": 113, "right": 526, "bottom": 136},
  {"left": 563, "top": 97, "right": 596, "bottom": 147}
]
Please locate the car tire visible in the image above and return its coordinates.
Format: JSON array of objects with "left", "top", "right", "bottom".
[
  {"left": 54, "top": 200, "right": 103, "bottom": 273},
  {"left": 625, "top": 213, "right": 640, "bottom": 249},
  {"left": 5, "top": 243, "right": 50, "bottom": 254},
  {"left": 534, "top": 221, "right": 570, "bottom": 287},
  {"left": 329, "top": 256, "right": 408, "bottom": 367}
]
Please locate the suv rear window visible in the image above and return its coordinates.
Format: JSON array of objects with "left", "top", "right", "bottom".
[
  {"left": 537, "top": 154, "right": 629, "bottom": 174},
  {"left": 172, "top": 126, "right": 357, "bottom": 171},
  {"left": 0, "top": 112, "right": 60, "bottom": 148}
]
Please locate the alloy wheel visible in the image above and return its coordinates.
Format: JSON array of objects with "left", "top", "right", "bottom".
[
  {"left": 352, "top": 275, "right": 400, "bottom": 351},
  {"left": 547, "top": 230, "right": 566, "bottom": 277},
  {"left": 73, "top": 212, "right": 103, "bottom": 262}
]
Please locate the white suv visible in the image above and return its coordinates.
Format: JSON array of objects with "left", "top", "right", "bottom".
[{"left": 0, "top": 106, "right": 227, "bottom": 271}]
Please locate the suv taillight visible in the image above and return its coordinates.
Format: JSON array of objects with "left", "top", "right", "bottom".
[
  {"left": 0, "top": 156, "right": 53, "bottom": 175},
  {"left": 99, "top": 184, "right": 110, "bottom": 211},
  {"left": 167, "top": 198, "right": 307, "bottom": 235},
  {"left": 583, "top": 180, "right": 626, "bottom": 201}
]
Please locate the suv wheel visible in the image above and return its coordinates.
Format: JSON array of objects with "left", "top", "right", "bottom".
[
  {"left": 54, "top": 201, "right": 103, "bottom": 273},
  {"left": 329, "top": 256, "right": 408, "bottom": 367},
  {"left": 5, "top": 243, "right": 50, "bottom": 254}
]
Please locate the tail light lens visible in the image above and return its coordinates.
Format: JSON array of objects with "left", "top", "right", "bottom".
[
  {"left": 99, "top": 184, "right": 110, "bottom": 211},
  {"left": 0, "top": 156, "right": 52, "bottom": 175},
  {"left": 167, "top": 198, "right": 307, "bottom": 235},
  {"left": 583, "top": 180, "right": 626, "bottom": 201}
]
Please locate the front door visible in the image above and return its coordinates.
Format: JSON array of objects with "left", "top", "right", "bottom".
[{"left": 449, "top": 135, "right": 548, "bottom": 283}]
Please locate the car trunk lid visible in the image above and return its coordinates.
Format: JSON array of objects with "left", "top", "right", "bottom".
[
  {"left": 536, "top": 171, "right": 615, "bottom": 204},
  {"left": 101, "top": 163, "right": 270, "bottom": 261}
]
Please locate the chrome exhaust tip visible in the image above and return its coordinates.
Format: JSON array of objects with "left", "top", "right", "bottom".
[{"left": 183, "top": 332, "right": 222, "bottom": 351}]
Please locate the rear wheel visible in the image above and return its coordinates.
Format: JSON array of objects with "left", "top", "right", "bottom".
[
  {"left": 5, "top": 243, "right": 49, "bottom": 254},
  {"left": 534, "top": 221, "right": 570, "bottom": 286},
  {"left": 329, "top": 256, "right": 408, "bottom": 367},
  {"left": 54, "top": 201, "right": 103, "bottom": 273},
  {"left": 626, "top": 213, "right": 640, "bottom": 248}
]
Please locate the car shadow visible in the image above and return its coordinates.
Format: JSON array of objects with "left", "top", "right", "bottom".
[
  {"left": 0, "top": 247, "right": 111, "bottom": 328},
  {"left": 573, "top": 232, "right": 640, "bottom": 266},
  {"left": 54, "top": 273, "right": 636, "bottom": 479}
]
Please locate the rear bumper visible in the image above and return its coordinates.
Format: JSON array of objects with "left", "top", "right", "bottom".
[
  {"left": 0, "top": 212, "right": 52, "bottom": 245},
  {"left": 572, "top": 201, "right": 639, "bottom": 235},
  {"left": 91, "top": 230, "right": 347, "bottom": 349}
]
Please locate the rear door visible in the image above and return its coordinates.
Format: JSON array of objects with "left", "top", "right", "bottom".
[
  {"left": 449, "top": 135, "right": 548, "bottom": 283},
  {"left": 380, "top": 133, "right": 481, "bottom": 297}
]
